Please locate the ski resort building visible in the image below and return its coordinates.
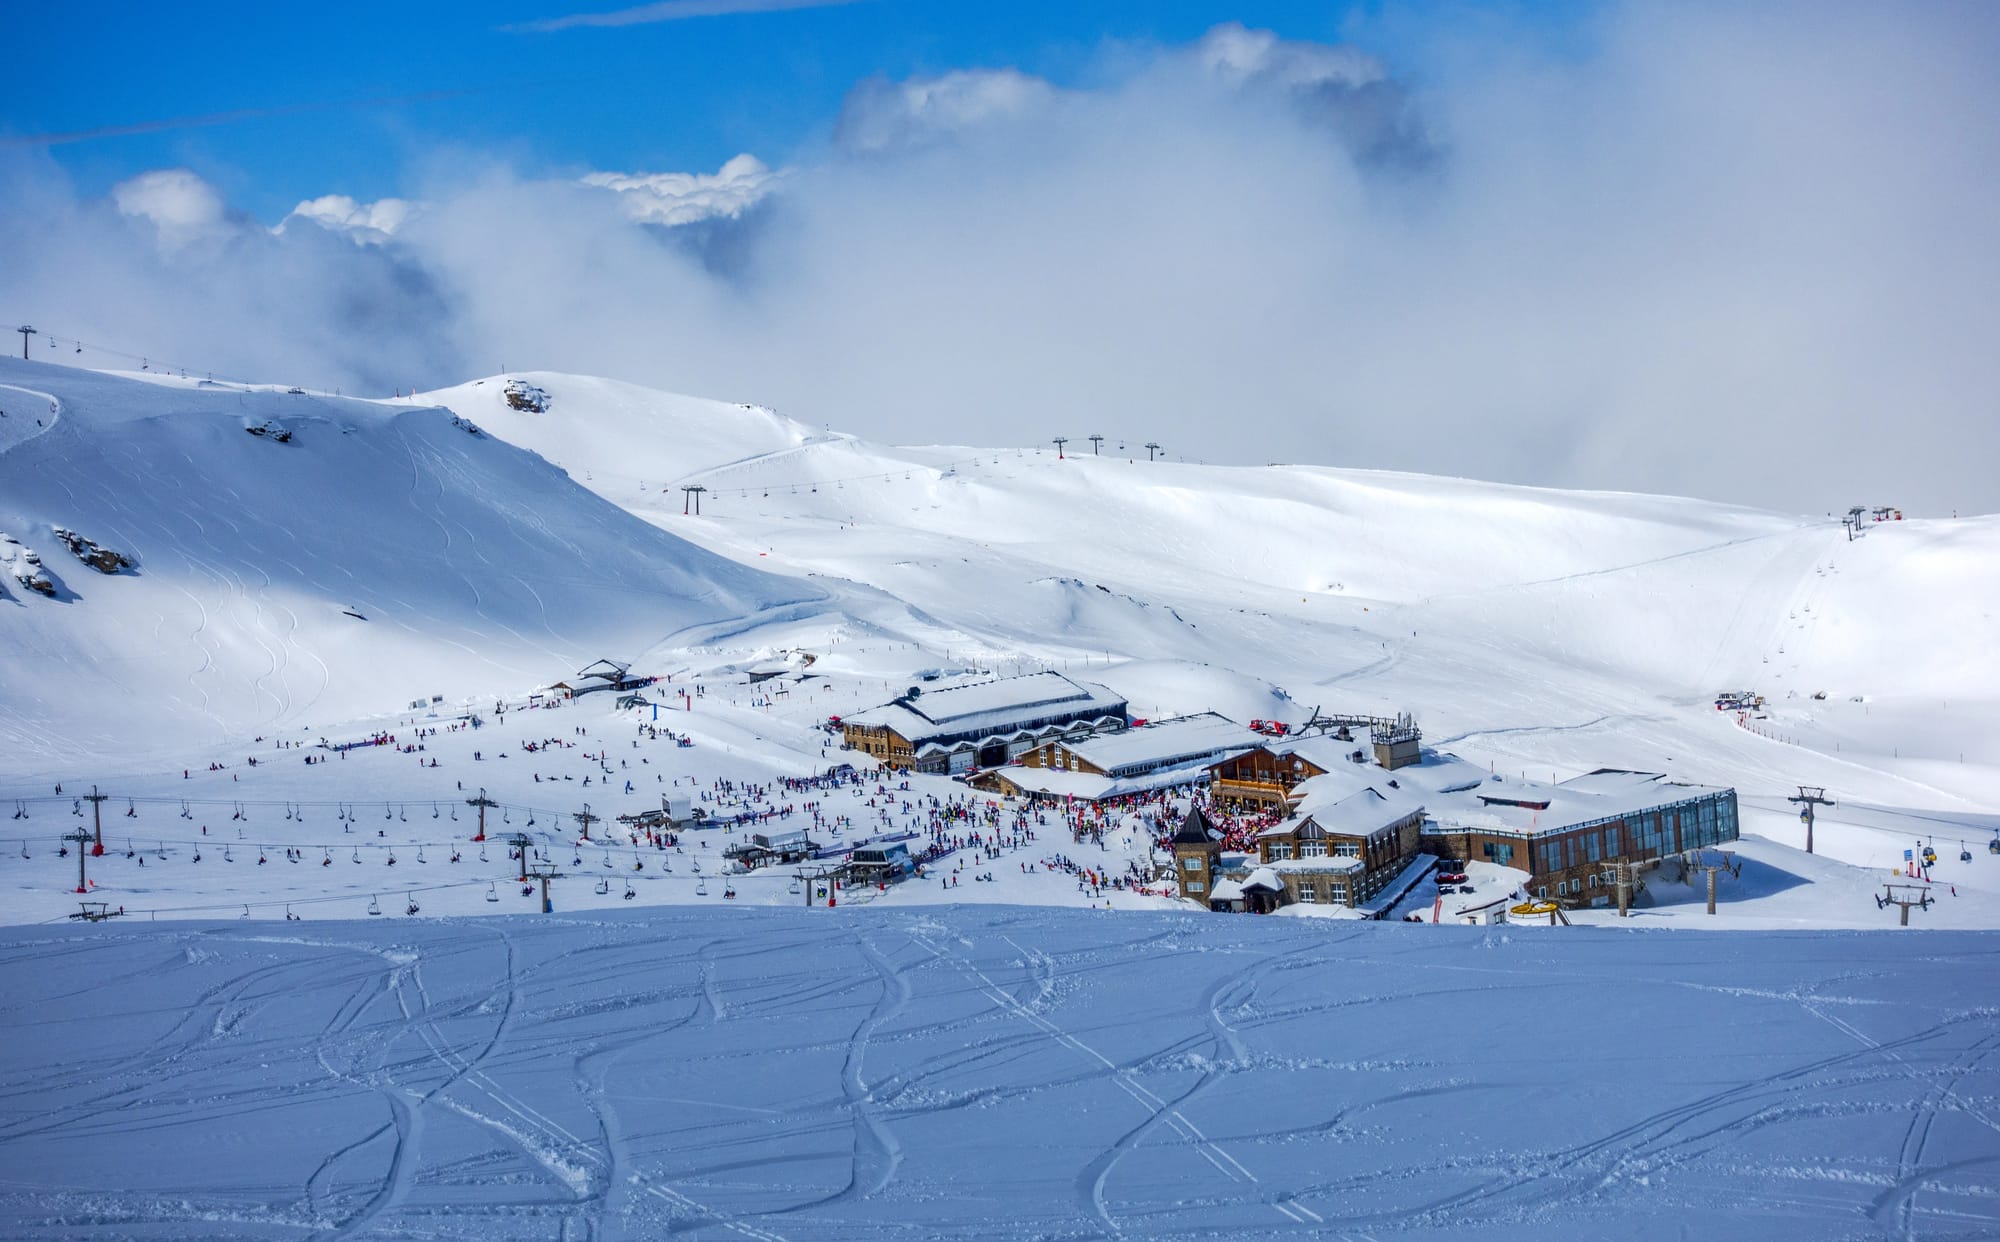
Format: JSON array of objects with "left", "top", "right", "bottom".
[
  {"left": 1208, "top": 716, "right": 1427, "bottom": 813},
  {"left": 974, "top": 712, "right": 1261, "bottom": 802},
  {"left": 1420, "top": 769, "right": 1739, "bottom": 906},
  {"left": 1256, "top": 786, "right": 1428, "bottom": 909},
  {"left": 1195, "top": 746, "right": 1738, "bottom": 915},
  {"left": 1208, "top": 737, "right": 1363, "bottom": 813},
  {"left": 1169, "top": 805, "right": 1229, "bottom": 901},
  {"left": 840, "top": 672, "right": 1128, "bottom": 774}
]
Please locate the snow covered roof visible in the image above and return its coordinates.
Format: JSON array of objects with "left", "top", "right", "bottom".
[
  {"left": 1426, "top": 769, "right": 1731, "bottom": 838},
  {"left": 1308, "top": 787, "right": 1424, "bottom": 837},
  {"left": 847, "top": 672, "right": 1126, "bottom": 745},
  {"left": 1242, "top": 867, "right": 1286, "bottom": 892},
  {"left": 1058, "top": 713, "right": 1262, "bottom": 777},
  {"left": 1265, "top": 735, "right": 1364, "bottom": 774},
  {"left": 988, "top": 756, "right": 1220, "bottom": 803},
  {"left": 1208, "top": 878, "right": 1245, "bottom": 902}
]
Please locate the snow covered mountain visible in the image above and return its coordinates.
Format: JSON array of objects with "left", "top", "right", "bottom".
[
  {"left": 0, "top": 360, "right": 820, "bottom": 765},
  {"left": 2, "top": 360, "right": 1994, "bottom": 892},
  {"left": 408, "top": 370, "right": 2000, "bottom": 813}
]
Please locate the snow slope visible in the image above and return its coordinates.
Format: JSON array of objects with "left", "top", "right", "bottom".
[
  {"left": 2, "top": 906, "right": 1996, "bottom": 1240},
  {"left": 411, "top": 373, "right": 1999, "bottom": 814},
  {"left": 0, "top": 360, "right": 820, "bottom": 765}
]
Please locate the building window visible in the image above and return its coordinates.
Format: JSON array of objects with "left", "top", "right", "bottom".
[
  {"left": 1186, "top": 880, "right": 1205, "bottom": 893},
  {"left": 1298, "top": 885, "right": 1317, "bottom": 903},
  {"left": 1537, "top": 886, "right": 1547, "bottom": 899},
  {"left": 1181, "top": 856, "right": 1205, "bottom": 872},
  {"left": 1271, "top": 843, "right": 1293, "bottom": 860},
  {"left": 1334, "top": 842, "right": 1361, "bottom": 858},
  {"left": 1302, "top": 841, "right": 1326, "bottom": 858},
  {"left": 1588, "top": 874, "right": 1598, "bottom": 888}
]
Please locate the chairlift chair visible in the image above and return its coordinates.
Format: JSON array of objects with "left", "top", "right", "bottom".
[
  {"left": 367, "top": 895, "right": 381, "bottom": 916},
  {"left": 623, "top": 878, "right": 635, "bottom": 900},
  {"left": 695, "top": 878, "right": 708, "bottom": 896},
  {"left": 406, "top": 894, "right": 420, "bottom": 916},
  {"left": 1961, "top": 841, "right": 1973, "bottom": 863},
  {"left": 241, "top": 905, "right": 251, "bottom": 918},
  {"left": 416, "top": 845, "right": 427, "bottom": 864},
  {"left": 595, "top": 877, "right": 610, "bottom": 895},
  {"left": 223, "top": 845, "right": 233, "bottom": 862}
]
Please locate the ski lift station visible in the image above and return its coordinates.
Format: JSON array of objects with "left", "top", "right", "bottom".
[{"left": 839, "top": 671, "right": 1128, "bottom": 773}]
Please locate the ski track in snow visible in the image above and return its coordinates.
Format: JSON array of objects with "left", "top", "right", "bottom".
[{"left": 0, "top": 909, "right": 1997, "bottom": 1238}]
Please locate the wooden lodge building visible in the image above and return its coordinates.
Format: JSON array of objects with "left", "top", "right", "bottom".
[
  {"left": 975, "top": 712, "right": 1263, "bottom": 803},
  {"left": 1254, "top": 787, "right": 1427, "bottom": 909},
  {"left": 1209, "top": 716, "right": 1424, "bottom": 814},
  {"left": 1421, "top": 769, "right": 1740, "bottom": 907},
  {"left": 840, "top": 671, "right": 1128, "bottom": 775}
]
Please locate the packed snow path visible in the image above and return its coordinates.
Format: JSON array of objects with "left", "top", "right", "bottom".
[{"left": 2, "top": 908, "right": 1996, "bottom": 1239}]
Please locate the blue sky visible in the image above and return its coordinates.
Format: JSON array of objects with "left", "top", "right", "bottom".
[{"left": 11, "top": 0, "right": 1587, "bottom": 219}]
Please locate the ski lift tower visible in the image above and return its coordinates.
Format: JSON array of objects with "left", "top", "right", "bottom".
[
  {"left": 466, "top": 788, "right": 498, "bottom": 842},
  {"left": 1088, "top": 434, "right": 1104, "bottom": 456},
  {"left": 82, "top": 784, "right": 108, "bottom": 855},
  {"left": 62, "top": 827, "right": 95, "bottom": 893},
  {"left": 525, "top": 862, "right": 563, "bottom": 914},
  {"left": 16, "top": 325, "right": 35, "bottom": 360},
  {"left": 1788, "top": 785, "right": 1834, "bottom": 855},
  {"left": 1144, "top": 442, "right": 1161, "bottom": 461},
  {"left": 1052, "top": 437, "right": 1068, "bottom": 460},
  {"left": 573, "top": 802, "right": 599, "bottom": 843},
  {"left": 1877, "top": 883, "right": 1933, "bottom": 926},
  {"left": 506, "top": 831, "right": 538, "bottom": 882}
]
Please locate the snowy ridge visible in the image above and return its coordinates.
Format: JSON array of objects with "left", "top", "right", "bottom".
[{"left": 0, "top": 359, "right": 820, "bottom": 763}]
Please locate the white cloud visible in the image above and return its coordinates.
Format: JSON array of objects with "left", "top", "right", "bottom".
[
  {"left": 834, "top": 68, "right": 1061, "bottom": 154},
  {"left": 580, "top": 154, "right": 779, "bottom": 226},
  {"left": 1190, "top": 21, "right": 1388, "bottom": 92},
  {"left": 281, "top": 194, "right": 416, "bottom": 243},
  {"left": 110, "top": 168, "right": 231, "bottom": 251},
  {"left": 9, "top": 8, "right": 1998, "bottom": 514}
]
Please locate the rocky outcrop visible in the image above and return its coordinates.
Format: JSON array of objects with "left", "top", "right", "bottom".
[{"left": 54, "top": 527, "right": 135, "bottom": 575}]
